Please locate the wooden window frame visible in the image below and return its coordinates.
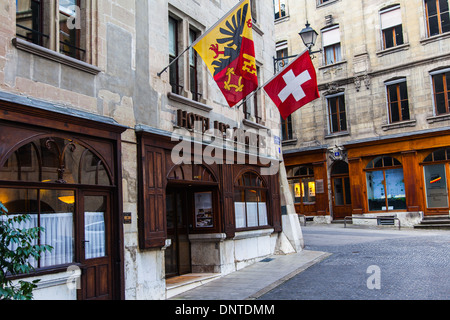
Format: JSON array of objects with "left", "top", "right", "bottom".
[
  {"left": 365, "top": 156, "right": 406, "bottom": 213},
  {"left": 169, "top": 16, "right": 181, "bottom": 95},
  {"left": 234, "top": 172, "right": 270, "bottom": 231},
  {"left": 281, "top": 115, "right": 293, "bottom": 141},
  {"left": 432, "top": 70, "right": 450, "bottom": 115},
  {"left": 425, "top": 0, "right": 450, "bottom": 37},
  {"left": 15, "top": 0, "right": 87, "bottom": 62},
  {"left": 386, "top": 80, "right": 410, "bottom": 123},
  {"left": 273, "top": 0, "right": 286, "bottom": 20},
  {"left": 327, "top": 94, "right": 347, "bottom": 134}
]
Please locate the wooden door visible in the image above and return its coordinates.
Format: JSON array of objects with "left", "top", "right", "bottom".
[
  {"left": 79, "top": 192, "right": 113, "bottom": 300},
  {"left": 165, "top": 188, "right": 191, "bottom": 278},
  {"left": 332, "top": 176, "right": 352, "bottom": 220}
]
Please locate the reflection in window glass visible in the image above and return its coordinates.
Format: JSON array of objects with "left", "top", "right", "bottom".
[
  {"left": 386, "top": 169, "right": 406, "bottom": 210},
  {"left": 366, "top": 168, "right": 406, "bottom": 211},
  {"left": 424, "top": 164, "right": 448, "bottom": 208},
  {"left": 367, "top": 170, "right": 386, "bottom": 211}
]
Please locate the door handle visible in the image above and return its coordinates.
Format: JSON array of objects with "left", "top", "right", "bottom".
[{"left": 81, "top": 240, "right": 90, "bottom": 249}]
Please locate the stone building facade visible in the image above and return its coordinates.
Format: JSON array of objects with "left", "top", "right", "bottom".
[
  {"left": 275, "top": 0, "right": 450, "bottom": 226},
  {"left": 0, "top": 0, "right": 302, "bottom": 300}
]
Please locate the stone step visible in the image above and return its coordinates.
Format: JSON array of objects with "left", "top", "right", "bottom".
[
  {"left": 165, "top": 273, "right": 221, "bottom": 299},
  {"left": 414, "top": 215, "right": 450, "bottom": 230},
  {"left": 414, "top": 224, "right": 450, "bottom": 230}
]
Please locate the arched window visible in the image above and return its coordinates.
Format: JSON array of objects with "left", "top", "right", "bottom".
[
  {"left": 423, "top": 148, "right": 450, "bottom": 208},
  {"left": 234, "top": 172, "right": 268, "bottom": 229},
  {"left": 167, "top": 164, "right": 216, "bottom": 183},
  {"left": 287, "top": 166, "right": 316, "bottom": 205},
  {"left": 0, "top": 136, "right": 113, "bottom": 270},
  {"left": 365, "top": 156, "right": 406, "bottom": 211},
  {"left": 0, "top": 137, "right": 112, "bottom": 185}
]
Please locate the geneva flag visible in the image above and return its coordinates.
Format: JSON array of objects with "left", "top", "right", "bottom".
[
  {"left": 264, "top": 50, "right": 320, "bottom": 119},
  {"left": 193, "top": 0, "right": 258, "bottom": 108}
]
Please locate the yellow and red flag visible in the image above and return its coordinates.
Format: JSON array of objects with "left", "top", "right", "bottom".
[{"left": 193, "top": 0, "right": 258, "bottom": 108}]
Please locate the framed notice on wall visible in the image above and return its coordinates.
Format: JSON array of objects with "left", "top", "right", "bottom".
[{"left": 194, "top": 192, "right": 214, "bottom": 228}]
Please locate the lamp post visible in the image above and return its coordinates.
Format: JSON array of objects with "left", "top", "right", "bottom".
[{"left": 273, "top": 22, "right": 322, "bottom": 73}]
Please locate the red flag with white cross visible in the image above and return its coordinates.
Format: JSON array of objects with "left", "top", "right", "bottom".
[{"left": 263, "top": 50, "right": 319, "bottom": 119}]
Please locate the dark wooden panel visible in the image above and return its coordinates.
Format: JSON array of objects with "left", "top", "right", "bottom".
[{"left": 138, "top": 145, "right": 167, "bottom": 249}]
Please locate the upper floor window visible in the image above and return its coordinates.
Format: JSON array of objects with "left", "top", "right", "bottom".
[
  {"left": 273, "top": 0, "right": 286, "bottom": 20},
  {"left": 16, "top": 0, "right": 87, "bottom": 61},
  {"left": 425, "top": 0, "right": 450, "bottom": 37},
  {"left": 327, "top": 93, "right": 347, "bottom": 134},
  {"left": 169, "top": 16, "right": 181, "bottom": 95},
  {"left": 281, "top": 115, "right": 293, "bottom": 141},
  {"left": 189, "top": 29, "right": 201, "bottom": 102},
  {"left": 275, "top": 41, "right": 289, "bottom": 73},
  {"left": 168, "top": 14, "right": 203, "bottom": 101},
  {"left": 380, "top": 6, "right": 404, "bottom": 49},
  {"left": 386, "top": 79, "right": 410, "bottom": 123},
  {"left": 431, "top": 68, "right": 450, "bottom": 115},
  {"left": 322, "top": 26, "right": 342, "bottom": 65},
  {"left": 244, "top": 66, "right": 262, "bottom": 124}
]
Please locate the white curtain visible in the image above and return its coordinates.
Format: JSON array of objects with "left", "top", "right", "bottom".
[
  {"left": 84, "top": 211, "right": 105, "bottom": 259},
  {"left": 2, "top": 211, "right": 105, "bottom": 268},
  {"left": 1, "top": 213, "right": 73, "bottom": 268}
]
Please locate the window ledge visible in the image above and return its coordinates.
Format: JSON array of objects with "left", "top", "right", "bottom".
[
  {"left": 382, "top": 119, "right": 416, "bottom": 131},
  {"left": 318, "top": 60, "right": 347, "bottom": 71},
  {"left": 281, "top": 138, "right": 297, "bottom": 146},
  {"left": 168, "top": 92, "right": 213, "bottom": 112},
  {"left": 233, "top": 228, "right": 274, "bottom": 240},
  {"left": 242, "top": 119, "right": 268, "bottom": 130},
  {"left": 376, "top": 43, "right": 410, "bottom": 57},
  {"left": 253, "top": 23, "right": 264, "bottom": 36},
  {"left": 274, "top": 15, "right": 290, "bottom": 25},
  {"left": 427, "top": 113, "right": 450, "bottom": 124},
  {"left": 12, "top": 38, "right": 101, "bottom": 75},
  {"left": 324, "top": 131, "right": 350, "bottom": 139},
  {"left": 420, "top": 32, "right": 450, "bottom": 45}
]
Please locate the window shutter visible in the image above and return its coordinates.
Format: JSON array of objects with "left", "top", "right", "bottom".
[
  {"left": 138, "top": 146, "right": 167, "bottom": 249},
  {"left": 322, "top": 27, "right": 340, "bottom": 47},
  {"left": 381, "top": 7, "right": 402, "bottom": 30}
]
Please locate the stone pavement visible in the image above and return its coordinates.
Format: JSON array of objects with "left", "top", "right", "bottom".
[{"left": 169, "top": 250, "right": 331, "bottom": 300}]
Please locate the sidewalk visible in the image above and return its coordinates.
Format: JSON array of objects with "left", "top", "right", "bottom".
[{"left": 168, "top": 250, "right": 331, "bottom": 300}]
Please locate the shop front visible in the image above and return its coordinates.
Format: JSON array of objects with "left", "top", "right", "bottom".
[
  {"left": 345, "top": 128, "right": 450, "bottom": 226},
  {"left": 283, "top": 147, "right": 330, "bottom": 222},
  {"left": 0, "top": 93, "right": 126, "bottom": 300},
  {"left": 136, "top": 125, "right": 282, "bottom": 279}
]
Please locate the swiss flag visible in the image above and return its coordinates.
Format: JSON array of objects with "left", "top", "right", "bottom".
[{"left": 264, "top": 50, "right": 319, "bottom": 119}]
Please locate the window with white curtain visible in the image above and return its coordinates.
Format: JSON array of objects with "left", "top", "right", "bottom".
[
  {"left": 322, "top": 26, "right": 342, "bottom": 65},
  {"left": 0, "top": 136, "right": 112, "bottom": 272}
]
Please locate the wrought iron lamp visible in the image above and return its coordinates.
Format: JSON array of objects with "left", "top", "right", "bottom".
[{"left": 273, "top": 22, "right": 322, "bottom": 73}]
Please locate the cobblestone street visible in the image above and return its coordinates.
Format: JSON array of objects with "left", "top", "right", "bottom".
[{"left": 260, "top": 224, "right": 450, "bottom": 300}]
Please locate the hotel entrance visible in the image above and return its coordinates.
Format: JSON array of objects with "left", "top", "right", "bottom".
[{"left": 165, "top": 187, "right": 191, "bottom": 278}]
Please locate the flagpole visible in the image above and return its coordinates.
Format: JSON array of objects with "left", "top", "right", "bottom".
[
  {"left": 157, "top": 46, "right": 191, "bottom": 77},
  {"left": 157, "top": 0, "right": 246, "bottom": 77}
]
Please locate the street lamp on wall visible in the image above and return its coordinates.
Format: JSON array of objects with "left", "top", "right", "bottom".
[
  {"left": 299, "top": 21, "right": 322, "bottom": 56},
  {"left": 273, "top": 22, "right": 322, "bottom": 73}
]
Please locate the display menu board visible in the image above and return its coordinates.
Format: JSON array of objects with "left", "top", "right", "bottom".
[{"left": 194, "top": 192, "right": 214, "bottom": 228}]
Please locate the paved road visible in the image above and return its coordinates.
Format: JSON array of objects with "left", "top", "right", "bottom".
[{"left": 259, "top": 224, "right": 450, "bottom": 300}]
